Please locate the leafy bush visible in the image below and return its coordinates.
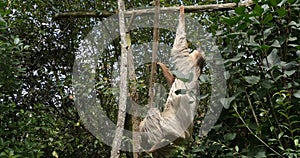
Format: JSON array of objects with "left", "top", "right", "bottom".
[{"left": 187, "top": 0, "right": 300, "bottom": 157}]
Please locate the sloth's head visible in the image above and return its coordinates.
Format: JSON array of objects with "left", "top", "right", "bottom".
[{"left": 189, "top": 48, "right": 205, "bottom": 73}]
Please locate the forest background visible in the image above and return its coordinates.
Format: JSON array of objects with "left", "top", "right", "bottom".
[{"left": 0, "top": 0, "right": 299, "bottom": 157}]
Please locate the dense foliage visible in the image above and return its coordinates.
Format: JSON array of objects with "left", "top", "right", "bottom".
[
  {"left": 187, "top": 0, "right": 300, "bottom": 157},
  {"left": 0, "top": 0, "right": 299, "bottom": 157}
]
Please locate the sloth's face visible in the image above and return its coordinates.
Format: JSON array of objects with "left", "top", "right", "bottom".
[{"left": 189, "top": 49, "right": 205, "bottom": 70}]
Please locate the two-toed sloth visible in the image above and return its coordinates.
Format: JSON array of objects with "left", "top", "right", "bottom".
[
  {"left": 139, "top": 6, "right": 205, "bottom": 158},
  {"left": 157, "top": 48, "right": 205, "bottom": 87}
]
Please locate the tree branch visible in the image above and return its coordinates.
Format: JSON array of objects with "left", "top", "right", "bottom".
[
  {"left": 54, "top": 11, "right": 113, "bottom": 20},
  {"left": 54, "top": 0, "right": 254, "bottom": 20}
]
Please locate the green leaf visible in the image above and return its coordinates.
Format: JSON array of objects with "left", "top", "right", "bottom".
[
  {"left": 278, "top": 111, "right": 288, "bottom": 118},
  {"left": 290, "top": 120, "right": 300, "bottom": 125},
  {"left": 222, "top": 17, "right": 236, "bottom": 26},
  {"left": 0, "top": 138, "right": 3, "bottom": 146},
  {"left": 220, "top": 96, "right": 236, "bottom": 109},
  {"left": 244, "top": 76, "right": 260, "bottom": 85},
  {"left": 284, "top": 70, "right": 296, "bottom": 76},
  {"left": 14, "top": 38, "right": 20, "bottom": 45},
  {"left": 247, "top": 35, "right": 260, "bottom": 46},
  {"left": 288, "top": 36, "right": 297, "bottom": 41},
  {"left": 293, "top": 90, "right": 300, "bottom": 98},
  {"left": 225, "top": 52, "right": 244, "bottom": 63},
  {"left": 52, "top": 151, "right": 59, "bottom": 158},
  {"left": 292, "top": 128, "right": 300, "bottom": 133},
  {"left": 278, "top": 132, "right": 284, "bottom": 139},
  {"left": 278, "top": 146, "right": 285, "bottom": 151},
  {"left": 253, "top": 5, "right": 264, "bottom": 16},
  {"left": 263, "top": 14, "right": 273, "bottom": 24},
  {"left": 269, "top": 0, "right": 278, "bottom": 6},
  {"left": 260, "top": 45, "right": 271, "bottom": 51},
  {"left": 288, "top": 44, "right": 300, "bottom": 48},
  {"left": 256, "top": 151, "right": 267, "bottom": 158},
  {"left": 288, "top": 21, "right": 300, "bottom": 27},
  {"left": 277, "top": 7, "right": 288, "bottom": 17},
  {"left": 249, "top": 17, "right": 260, "bottom": 24},
  {"left": 271, "top": 40, "right": 281, "bottom": 48},
  {"left": 24, "top": 45, "right": 30, "bottom": 50},
  {"left": 264, "top": 49, "right": 281, "bottom": 69},
  {"left": 0, "top": 1, "right": 6, "bottom": 8},
  {"left": 261, "top": 80, "right": 274, "bottom": 89},
  {"left": 235, "top": 145, "right": 239, "bottom": 152},
  {"left": 224, "top": 133, "right": 236, "bottom": 141},
  {"left": 213, "top": 123, "right": 223, "bottom": 130},
  {"left": 0, "top": 16, "right": 6, "bottom": 28},
  {"left": 277, "top": 0, "right": 287, "bottom": 7},
  {"left": 261, "top": 4, "right": 270, "bottom": 14},
  {"left": 263, "top": 27, "right": 273, "bottom": 39},
  {"left": 270, "top": 126, "right": 275, "bottom": 132},
  {"left": 294, "top": 139, "right": 299, "bottom": 147},
  {"left": 235, "top": 6, "right": 246, "bottom": 15},
  {"left": 288, "top": 113, "right": 297, "bottom": 118}
]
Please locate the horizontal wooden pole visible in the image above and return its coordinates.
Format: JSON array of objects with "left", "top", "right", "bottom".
[
  {"left": 53, "top": 11, "right": 113, "bottom": 20},
  {"left": 54, "top": 0, "right": 254, "bottom": 20}
]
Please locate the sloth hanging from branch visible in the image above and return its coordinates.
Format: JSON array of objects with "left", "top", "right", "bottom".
[{"left": 139, "top": 6, "right": 205, "bottom": 157}]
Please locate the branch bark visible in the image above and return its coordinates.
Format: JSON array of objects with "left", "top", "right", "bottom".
[
  {"left": 110, "top": 0, "right": 128, "bottom": 157},
  {"left": 127, "top": 33, "right": 142, "bottom": 158},
  {"left": 148, "top": 0, "right": 160, "bottom": 108},
  {"left": 53, "top": 11, "right": 113, "bottom": 20},
  {"left": 54, "top": 0, "right": 254, "bottom": 20}
]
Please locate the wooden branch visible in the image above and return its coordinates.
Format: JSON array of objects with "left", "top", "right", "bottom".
[
  {"left": 148, "top": 0, "right": 160, "bottom": 108},
  {"left": 110, "top": 0, "right": 128, "bottom": 157},
  {"left": 127, "top": 0, "right": 254, "bottom": 14},
  {"left": 127, "top": 32, "right": 142, "bottom": 158},
  {"left": 53, "top": 11, "right": 113, "bottom": 20},
  {"left": 126, "top": 13, "right": 136, "bottom": 32},
  {"left": 54, "top": 0, "right": 254, "bottom": 20}
]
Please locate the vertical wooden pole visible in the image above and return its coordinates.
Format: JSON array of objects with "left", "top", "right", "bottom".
[
  {"left": 110, "top": 0, "right": 128, "bottom": 157},
  {"left": 128, "top": 41, "right": 142, "bottom": 157},
  {"left": 148, "top": 0, "right": 160, "bottom": 107}
]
